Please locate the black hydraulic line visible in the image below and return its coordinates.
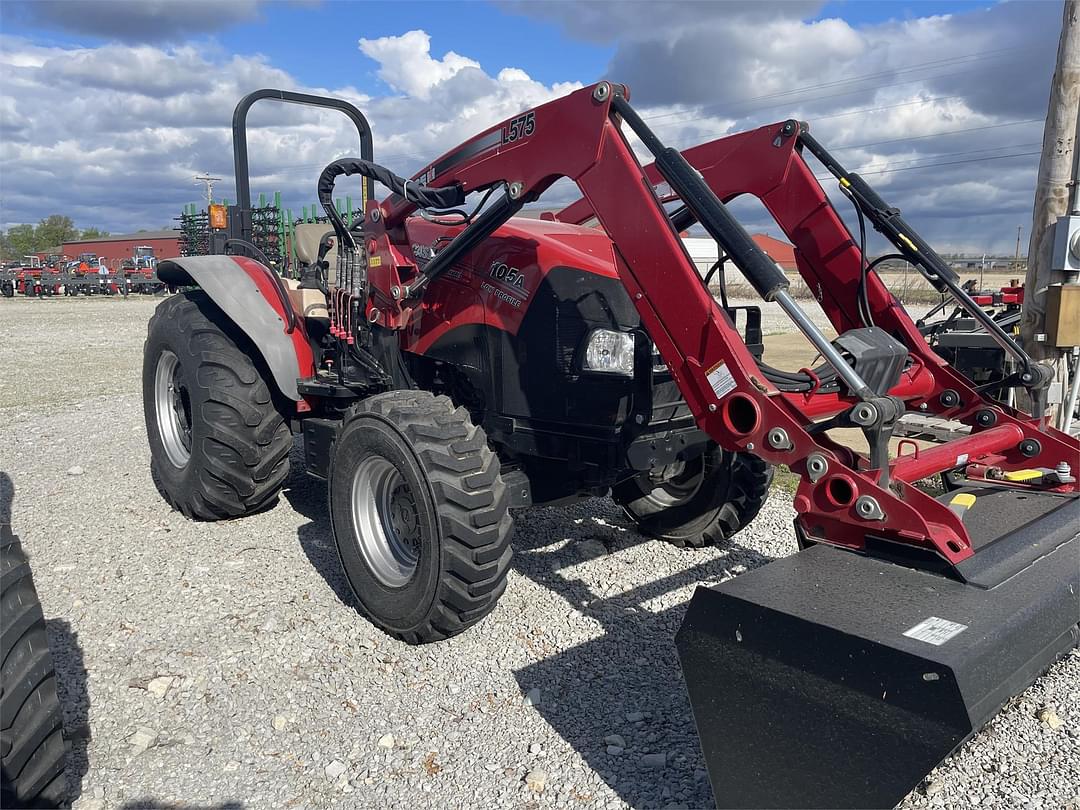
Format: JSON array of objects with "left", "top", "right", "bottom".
[
  {"left": 704, "top": 256, "right": 729, "bottom": 308},
  {"left": 407, "top": 190, "right": 523, "bottom": 297},
  {"left": 799, "top": 129, "right": 1036, "bottom": 379},
  {"left": 612, "top": 96, "right": 876, "bottom": 400},
  {"left": 316, "top": 157, "right": 467, "bottom": 248},
  {"left": 612, "top": 95, "right": 790, "bottom": 302},
  {"left": 223, "top": 237, "right": 272, "bottom": 268},
  {"left": 866, "top": 253, "right": 910, "bottom": 274},
  {"left": 669, "top": 204, "right": 697, "bottom": 233}
]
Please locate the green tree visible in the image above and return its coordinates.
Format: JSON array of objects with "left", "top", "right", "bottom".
[
  {"left": 0, "top": 224, "right": 37, "bottom": 260},
  {"left": 35, "top": 215, "right": 78, "bottom": 250},
  {"left": 79, "top": 227, "right": 110, "bottom": 240}
]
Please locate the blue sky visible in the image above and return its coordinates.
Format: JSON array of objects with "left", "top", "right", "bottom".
[
  {"left": 0, "top": 0, "right": 1063, "bottom": 253},
  {"left": 4, "top": 1, "right": 991, "bottom": 92}
]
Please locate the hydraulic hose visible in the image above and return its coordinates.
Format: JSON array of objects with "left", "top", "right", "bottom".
[{"left": 316, "top": 158, "right": 466, "bottom": 247}]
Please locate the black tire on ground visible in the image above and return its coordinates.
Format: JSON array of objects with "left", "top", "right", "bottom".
[
  {"left": 611, "top": 444, "right": 772, "bottom": 548},
  {"left": 328, "top": 391, "right": 513, "bottom": 644},
  {"left": 1, "top": 525, "right": 67, "bottom": 808},
  {"left": 142, "top": 290, "right": 292, "bottom": 520}
]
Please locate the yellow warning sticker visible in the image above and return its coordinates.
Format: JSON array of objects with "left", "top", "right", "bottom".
[{"left": 950, "top": 493, "right": 977, "bottom": 508}]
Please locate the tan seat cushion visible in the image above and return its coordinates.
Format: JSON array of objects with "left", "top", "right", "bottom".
[
  {"left": 283, "top": 277, "right": 329, "bottom": 322},
  {"left": 292, "top": 223, "right": 340, "bottom": 286}
]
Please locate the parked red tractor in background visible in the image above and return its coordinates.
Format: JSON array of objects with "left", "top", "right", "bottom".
[{"left": 143, "top": 84, "right": 1078, "bottom": 809}]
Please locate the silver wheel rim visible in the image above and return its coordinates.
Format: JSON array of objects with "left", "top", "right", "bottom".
[
  {"left": 154, "top": 349, "right": 192, "bottom": 468},
  {"left": 350, "top": 456, "right": 422, "bottom": 587},
  {"left": 644, "top": 457, "right": 706, "bottom": 507}
]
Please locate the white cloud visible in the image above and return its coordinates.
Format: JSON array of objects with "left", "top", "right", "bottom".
[
  {"left": 505, "top": 0, "right": 1059, "bottom": 253},
  {"left": 0, "top": 31, "right": 580, "bottom": 235},
  {"left": 359, "top": 30, "right": 482, "bottom": 100},
  {"left": 0, "top": 3, "right": 1064, "bottom": 255}
]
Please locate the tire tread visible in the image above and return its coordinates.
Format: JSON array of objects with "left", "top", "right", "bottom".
[
  {"left": 145, "top": 292, "right": 292, "bottom": 520},
  {"left": 1, "top": 526, "right": 68, "bottom": 808},
  {"left": 349, "top": 392, "right": 513, "bottom": 643}
]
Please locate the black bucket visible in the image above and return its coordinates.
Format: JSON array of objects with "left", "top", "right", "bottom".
[{"left": 677, "top": 489, "right": 1078, "bottom": 809}]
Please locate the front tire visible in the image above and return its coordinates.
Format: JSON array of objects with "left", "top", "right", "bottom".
[
  {"left": 612, "top": 445, "right": 772, "bottom": 548},
  {"left": 142, "top": 291, "right": 292, "bottom": 520},
  {"left": 329, "top": 392, "right": 513, "bottom": 644},
  {"left": 1, "top": 525, "right": 67, "bottom": 808}
]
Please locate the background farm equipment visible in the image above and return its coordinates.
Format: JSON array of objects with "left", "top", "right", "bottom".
[
  {"left": 920, "top": 280, "right": 1026, "bottom": 397},
  {"left": 177, "top": 191, "right": 364, "bottom": 278},
  {"left": 118, "top": 246, "right": 166, "bottom": 294},
  {"left": 142, "top": 83, "right": 1077, "bottom": 809}
]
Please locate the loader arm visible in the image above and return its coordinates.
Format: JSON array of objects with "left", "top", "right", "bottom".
[{"left": 358, "top": 81, "right": 1076, "bottom": 575}]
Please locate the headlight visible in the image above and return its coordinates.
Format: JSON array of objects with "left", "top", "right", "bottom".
[{"left": 582, "top": 328, "right": 634, "bottom": 376}]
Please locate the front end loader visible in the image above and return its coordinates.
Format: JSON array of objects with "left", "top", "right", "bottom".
[{"left": 144, "top": 82, "right": 1078, "bottom": 808}]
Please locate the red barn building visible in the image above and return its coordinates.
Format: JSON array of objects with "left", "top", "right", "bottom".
[
  {"left": 750, "top": 233, "right": 798, "bottom": 271},
  {"left": 41, "top": 230, "right": 181, "bottom": 267}
]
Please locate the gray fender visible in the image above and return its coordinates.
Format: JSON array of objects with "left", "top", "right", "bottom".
[{"left": 159, "top": 256, "right": 303, "bottom": 401}]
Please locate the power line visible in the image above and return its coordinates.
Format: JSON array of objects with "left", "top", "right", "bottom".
[
  {"left": 829, "top": 119, "right": 1043, "bottom": 152},
  {"left": 643, "top": 47, "right": 1044, "bottom": 132},
  {"left": 841, "top": 141, "right": 1040, "bottom": 170},
  {"left": 642, "top": 43, "right": 1042, "bottom": 125},
  {"left": 814, "top": 150, "right": 1040, "bottom": 181}
]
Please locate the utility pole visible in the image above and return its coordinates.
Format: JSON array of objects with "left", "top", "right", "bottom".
[
  {"left": 193, "top": 173, "right": 223, "bottom": 208},
  {"left": 1015, "top": 225, "right": 1023, "bottom": 271},
  {"left": 1022, "top": 0, "right": 1080, "bottom": 361}
]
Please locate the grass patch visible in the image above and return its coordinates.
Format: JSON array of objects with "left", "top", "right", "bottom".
[{"left": 771, "top": 465, "right": 801, "bottom": 494}]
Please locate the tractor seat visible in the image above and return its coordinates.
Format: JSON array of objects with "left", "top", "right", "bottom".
[
  {"left": 287, "top": 223, "right": 337, "bottom": 330},
  {"left": 293, "top": 223, "right": 338, "bottom": 270},
  {"left": 283, "top": 277, "right": 330, "bottom": 326}
]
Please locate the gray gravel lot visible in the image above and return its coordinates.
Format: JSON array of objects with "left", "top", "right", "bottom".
[{"left": 0, "top": 295, "right": 1076, "bottom": 810}]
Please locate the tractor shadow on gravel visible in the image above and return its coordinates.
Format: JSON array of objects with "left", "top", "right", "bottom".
[
  {"left": 282, "top": 462, "right": 774, "bottom": 810},
  {"left": 283, "top": 453, "right": 361, "bottom": 611},
  {"left": 47, "top": 619, "right": 92, "bottom": 805},
  {"left": 509, "top": 498, "right": 774, "bottom": 810}
]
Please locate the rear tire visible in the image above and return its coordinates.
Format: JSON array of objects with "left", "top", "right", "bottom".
[
  {"left": 143, "top": 291, "right": 292, "bottom": 520},
  {"left": 1, "top": 525, "right": 67, "bottom": 808},
  {"left": 612, "top": 445, "right": 772, "bottom": 548},
  {"left": 329, "top": 391, "right": 513, "bottom": 643}
]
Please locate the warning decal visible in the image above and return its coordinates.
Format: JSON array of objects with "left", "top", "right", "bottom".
[
  {"left": 903, "top": 616, "right": 967, "bottom": 646},
  {"left": 706, "top": 360, "right": 737, "bottom": 400}
]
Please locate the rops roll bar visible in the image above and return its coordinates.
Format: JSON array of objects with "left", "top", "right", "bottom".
[{"left": 231, "top": 89, "right": 376, "bottom": 217}]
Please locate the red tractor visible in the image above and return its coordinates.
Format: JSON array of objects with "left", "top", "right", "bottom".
[{"left": 144, "top": 85, "right": 1078, "bottom": 809}]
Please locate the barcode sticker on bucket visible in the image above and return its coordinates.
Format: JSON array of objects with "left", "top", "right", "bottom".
[
  {"left": 903, "top": 616, "right": 967, "bottom": 646},
  {"left": 706, "top": 361, "right": 737, "bottom": 400}
]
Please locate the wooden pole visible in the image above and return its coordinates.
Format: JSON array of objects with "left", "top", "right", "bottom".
[{"left": 1022, "top": 0, "right": 1080, "bottom": 362}]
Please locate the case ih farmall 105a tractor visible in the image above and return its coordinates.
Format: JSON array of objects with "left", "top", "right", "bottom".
[{"left": 143, "top": 85, "right": 1079, "bottom": 809}]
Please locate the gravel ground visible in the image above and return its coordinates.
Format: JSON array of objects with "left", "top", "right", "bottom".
[{"left": 0, "top": 295, "right": 1076, "bottom": 810}]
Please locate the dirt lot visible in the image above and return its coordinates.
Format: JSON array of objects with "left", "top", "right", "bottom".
[{"left": 0, "top": 295, "right": 1075, "bottom": 810}]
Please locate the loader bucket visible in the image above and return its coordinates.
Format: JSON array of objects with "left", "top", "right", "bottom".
[{"left": 676, "top": 487, "right": 1078, "bottom": 809}]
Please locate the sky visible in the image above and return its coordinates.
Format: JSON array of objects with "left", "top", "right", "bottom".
[{"left": 0, "top": 0, "right": 1065, "bottom": 254}]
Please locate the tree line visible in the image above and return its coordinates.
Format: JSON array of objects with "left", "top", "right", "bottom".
[{"left": 0, "top": 216, "right": 109, "bottom": 261}]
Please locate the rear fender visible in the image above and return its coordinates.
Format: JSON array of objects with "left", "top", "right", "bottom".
[{"left": 158, "top": 255, "right": 315, "bottom": 402}]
